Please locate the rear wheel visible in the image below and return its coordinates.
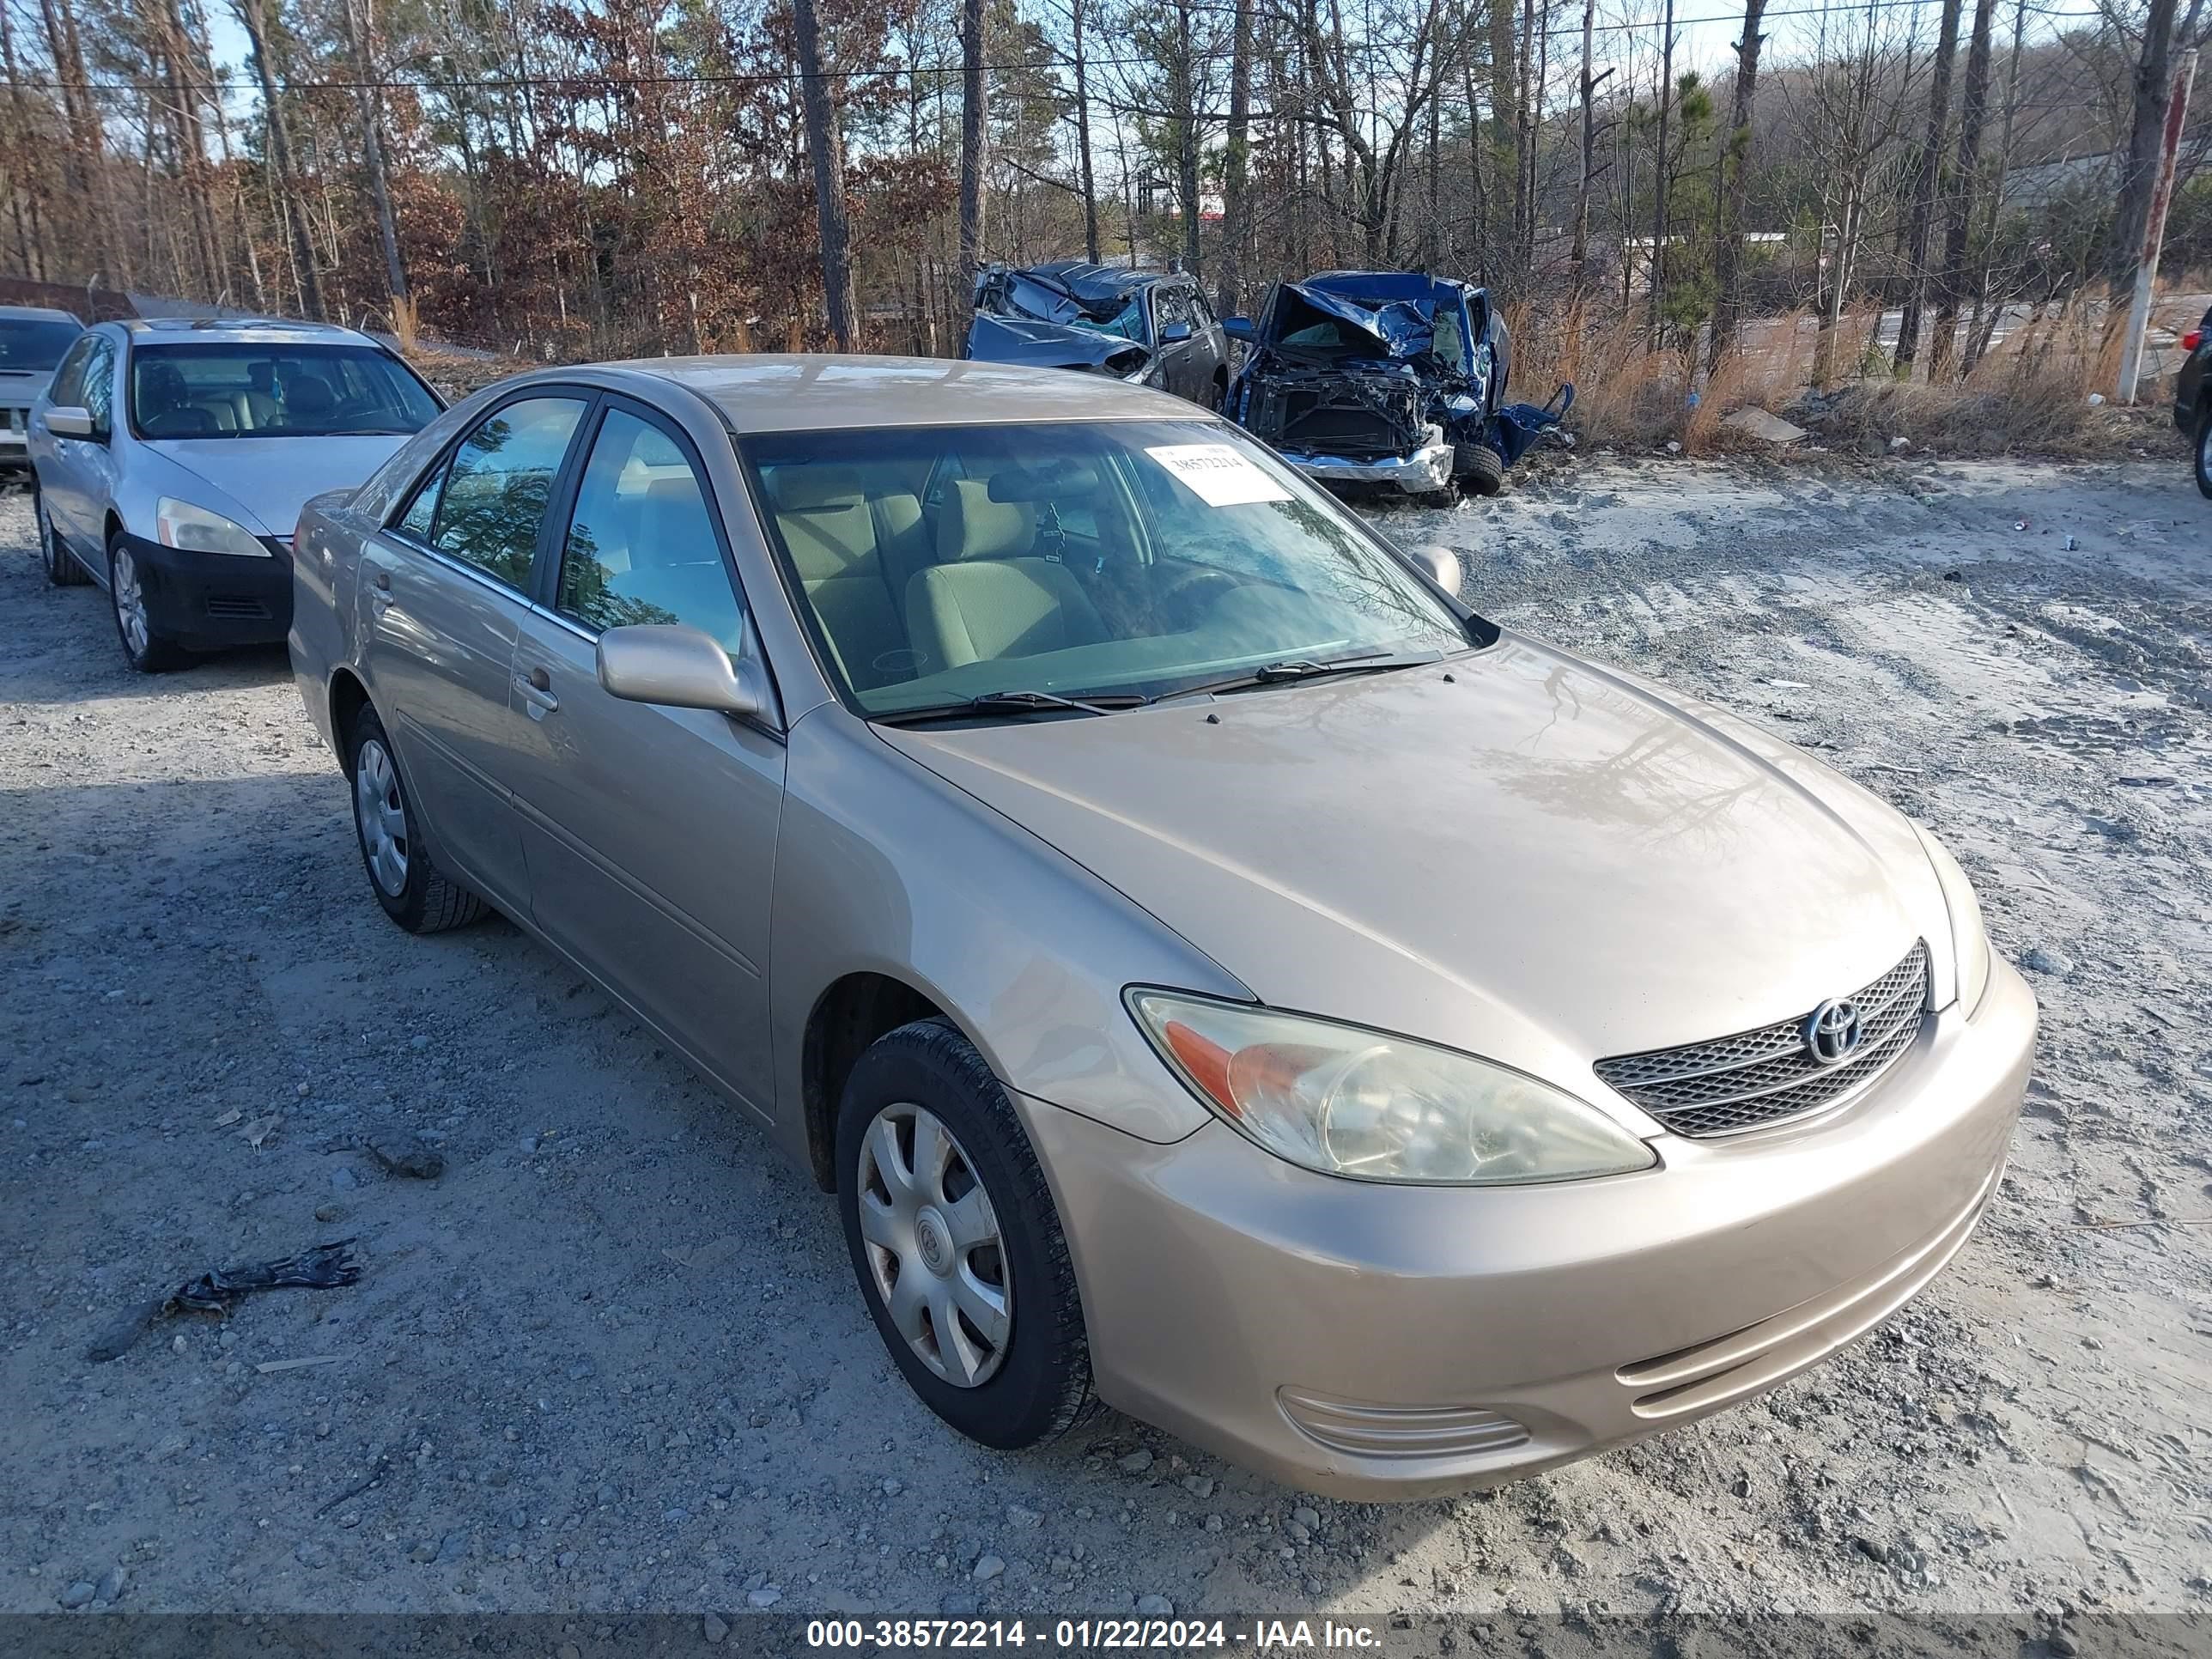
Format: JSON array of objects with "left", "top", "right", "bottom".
[
  {"left": 837, "top": 1018, "right": 1096, "bottom": 1449},
  {"left": 38, "top": 492, "right": 86, "bottom": 586},
  {"left": 2196, "top": 401, "right": 2210, "bottom": 501},
  {"left": 347, "top": 704, "right": 488, "bottom": 933},
  {"left": 108, "top": 535, "right": 184, "bottom": 672}
]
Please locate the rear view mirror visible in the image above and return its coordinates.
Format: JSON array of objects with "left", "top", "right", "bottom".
[
  {"left": 1412, "top": 545, "right": 1461, "bottom": 592},
  {"left": 44, "top": 405, "right": 95, "bottom": 439},
  {"left": 1221, "top": 318, "right": 1256, "bottom": 343},
  {"left": 1159, "top": 321, "right": 1194, "bottom": 344},
  {"left": 597, "top": 623, "right": 763, "bottom": 719},
  {"left": 988, "top": 463, "right": 1102, "bottom": 502}
]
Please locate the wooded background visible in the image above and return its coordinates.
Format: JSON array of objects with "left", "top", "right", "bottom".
[{"left": 0, "top": 0, "right": 2204, "bottom": 383}]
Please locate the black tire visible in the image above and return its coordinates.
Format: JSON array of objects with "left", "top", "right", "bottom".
[
  {"left": 837, "top": 1018, "right": 1097, "bottom": 1450},
  {"left": 2196, "top": 402, "right": 2210, "bottom": 501},
  {"left": 346, "top": 704, "right": 489, "bottom": 933},
  {"left": 38, "top": 491, "right": 87, "bottom": 586},
  {"left": 107, "top": 532, "right": 185, "bottom": 672},
  {"left": 1206, "top": 372, "right": 1227, "bottom": 413},
  {"left": 1455, "top": 441, "right": 1505, "bottom": 497}
]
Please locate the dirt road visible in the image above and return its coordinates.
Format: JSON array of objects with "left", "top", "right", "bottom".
[{"left": 3, "top": 454, "right": 2207, "bottom": 1624}]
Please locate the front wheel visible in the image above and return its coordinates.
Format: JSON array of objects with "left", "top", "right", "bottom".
[
  {"left": 347, "top": 704, "right": 488, "bottom": 933},
  {"left": 2196, "top": 404, "right": 2210, "bottom": 501},
  {"left": 108, "top": 536, "right": 183, "bottom": 672},
  {"left": 1455, "top": 441, "right": 1505, "bottom": 497},
  {"left": 39, "top": 492, "right": 87, "bottom": 586},
  {"left": 837, "top": 1018, "right": 1096, "bottom": 1450}
]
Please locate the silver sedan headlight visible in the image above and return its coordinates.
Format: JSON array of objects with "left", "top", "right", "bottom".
[
  {"left": 1913, "top": 824, "right": 1994, "bottom": 1018},
  {"left": 1128, "top": 991, "right": 1657, "bottom": 1186},
  {"left": 156, "top": 496, "right": 270, "bottom": 557}
]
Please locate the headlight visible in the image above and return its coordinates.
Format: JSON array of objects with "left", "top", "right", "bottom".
[
  {"left": 1914, "top": 824, "right": 1994, "bottom": 1018},
  {"left": 156, "top": 496, "right": 269, "bottom": 557},
  {"left": 1127, "top": 991, "right": 1657, "bottom": 1186}
]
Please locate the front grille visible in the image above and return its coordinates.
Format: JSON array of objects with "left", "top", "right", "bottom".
[
  {"left": 204, "top": 594, "right": 272, "bottom": 621},
  {"left": 1594, "top": 942, "right": 1930, "bottom": 1137}
]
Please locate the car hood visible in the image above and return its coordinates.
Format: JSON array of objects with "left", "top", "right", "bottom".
[
  {"left": 964, "top": 313, "right": 1150, "bottom": 377},
  {"left": 145, "top": 434, "right": 411, "bottom": 536},
  {"left": 0, "top": 368, "right": 55, "bottom": 398},
  {"left": 880, "top": 635, "right": 1951, "bottom": 1115}
]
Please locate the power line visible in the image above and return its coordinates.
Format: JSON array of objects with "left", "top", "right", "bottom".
[{"left": 3, "top": 0, "right": 2113, "bottom": 99}]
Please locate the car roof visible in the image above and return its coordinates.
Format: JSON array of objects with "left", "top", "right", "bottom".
[
  {"left": 0, "top": 304, "right": 82, "bottom": 324},
  {"left": 118, "top": 317, "right": 386, "bottom": 349},
  {"left": 575, "top": 355, "right": 1203, "bottom": 434},
  {"left": 1022, "top": 260, "right": 1177, "bottom": 299}
]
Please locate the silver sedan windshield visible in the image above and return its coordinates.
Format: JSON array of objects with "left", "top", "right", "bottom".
[{"left": 742, "top": 419, "right": 1471, "bottom": 714}]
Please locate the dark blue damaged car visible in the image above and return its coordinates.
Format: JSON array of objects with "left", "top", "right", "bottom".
[{"left": 1224, "top": 270, "right": 1570, "bottom": 501}]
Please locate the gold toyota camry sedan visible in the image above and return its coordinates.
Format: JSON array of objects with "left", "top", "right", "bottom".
[{"left": 289, "top": 356, "right": 2035, "bottom": 1499}]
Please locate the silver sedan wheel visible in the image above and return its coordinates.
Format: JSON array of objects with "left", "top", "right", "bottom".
[
  {"left": 112, "top": 544, "right": 149, "bottom": 656},
  {"left": 855, "top": 1103, "right": 1012, "bottom": 1388},
  {"left": 354, "top": 738, "right": 410, "bottom": 897}
]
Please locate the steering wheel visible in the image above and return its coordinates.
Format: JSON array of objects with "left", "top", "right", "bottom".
[{"left": 1157, "top": 567, "right": 1241, "bottom": 624}]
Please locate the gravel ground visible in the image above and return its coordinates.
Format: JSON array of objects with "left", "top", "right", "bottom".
[{"left": 2, "top": 454, "right": 2208, "bottom": 1627}]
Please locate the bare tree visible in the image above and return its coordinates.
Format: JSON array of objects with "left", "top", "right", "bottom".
[
  {"left": 792, "top": 0, "right": 857, "bottom": 348},
  {"left": 1709, "top": 0, "right": 1770, "bottom": 370},
  {"left": 1894, "top": 0, "right": 1963, "bottom": 377},
  {"left": 2108, "top": 0, "right": 2180, "bottom": 296},
  {"left": 1217, "top": 0, "right": 1251, "bottom": 312},
  {"left": 956, "top": 0, "right": 988, "bottom": 293},
  {"left": 1931, "top": 0, "right": 1996, "bottom": 376},
  {"left": 234, "top": 0, "right": 322, "bottom": 318}
]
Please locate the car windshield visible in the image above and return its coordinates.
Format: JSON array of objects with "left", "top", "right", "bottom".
[
  {"left": 128, "top": 343, "right": 441, "bottom": 440},
  {"left": 744, "top": 418, "right": 1474, "bottom": 716},
  {"left": 0, "top": 318, "right": 80, "bottom": 370}
]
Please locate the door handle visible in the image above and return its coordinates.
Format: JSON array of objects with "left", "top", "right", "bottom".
[
  {"left": 368, "top": 568, "right": 393, "bottom": 608},
  {"left": 516, "top": 665, "right": 559, "bottom": 718}
]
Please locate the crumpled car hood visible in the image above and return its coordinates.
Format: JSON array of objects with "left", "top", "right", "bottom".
[
  {"left": 881, "top": 636, "right": 1950, "bottom": 1114},
  {"left": 1264, "top": 280, "right": 1433, "bottom": 363},
  {"left": 963, "top": 313, "right": 1149, "bottom": 377}
]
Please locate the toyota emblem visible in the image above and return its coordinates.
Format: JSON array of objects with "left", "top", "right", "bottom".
[{"left": 1803, "top": 998, "right": 1863, "bottom": 1065}]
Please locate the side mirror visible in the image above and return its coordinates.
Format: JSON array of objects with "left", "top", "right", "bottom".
[
  {"left": 1158, "top": 320, "right": 1194, "bottom": 344},
  {"left": 1412, "top": 545, "right": 1461, "bottom": 592},
  {"left": 1221, "top": 317, "right": 1256, "bottom": 343},
  {"left": 45, "top": 405, "right": 96, "bottom": 439},
  {"left": 597, "top": 623, "right": 763, "bottom": 719}
]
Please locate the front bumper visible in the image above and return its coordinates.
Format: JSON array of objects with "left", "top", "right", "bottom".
[
  {"left": 1022, "top": 958, "right": 2035, "bottom": 1501},
  {"left": 1284, "top": 436, "right": 1455, "bottom": 495},
  {"left": 124, "top": 530, "right": 294, "bottom": 648}
]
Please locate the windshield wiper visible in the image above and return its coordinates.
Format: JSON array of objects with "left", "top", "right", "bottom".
[
  {"left": 876, "top": 689, "right": 1150, "bottom": 725},
  {"left": 1154, "top": 651, "right": 1441, "bottom": 703}
]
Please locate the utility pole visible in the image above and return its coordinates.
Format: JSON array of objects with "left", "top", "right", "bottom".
[{"left": 2116, "top": 48, "right": 2198, "bottom": 404}]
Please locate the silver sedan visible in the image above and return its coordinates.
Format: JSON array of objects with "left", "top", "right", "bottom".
[{"left": 289, "top": 356, "right": 2035, "bottom": 1500}]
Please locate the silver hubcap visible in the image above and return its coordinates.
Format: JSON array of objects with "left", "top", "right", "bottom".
[
  {"left": 856, "top": 1103, "right": 1011, "bottom": 1389},
  {"left": 112, "top": 546, "right": 148, "bottom": 655},
  {"left": 355, "top": 738, "right": 410, "bottom": 897}
]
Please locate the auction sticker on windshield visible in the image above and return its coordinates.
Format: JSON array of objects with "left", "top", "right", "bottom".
[{"left": 1146, "top": 443, "right": 1293, "bottom": 507}]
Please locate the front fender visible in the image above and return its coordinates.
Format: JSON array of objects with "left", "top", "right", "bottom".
[{"left": 769, "top": 703, "right": 1250, "bottom": 1158}]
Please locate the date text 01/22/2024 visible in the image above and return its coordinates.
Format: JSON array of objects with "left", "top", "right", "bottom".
[{"left": 803, "top": 1618, "right": 1384, "bottom": 1650}]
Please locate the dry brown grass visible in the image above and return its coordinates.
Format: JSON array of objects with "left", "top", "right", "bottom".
[{"left": 1508, "top": 289, "right": 2199, "bottom": 463}]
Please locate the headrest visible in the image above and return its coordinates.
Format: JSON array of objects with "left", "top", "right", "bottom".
[
  {"left": 643, "top": 474, "right": 701, "bottom": 506},
  {"left": 768, "top": 465, "right": 867, "bottom": 512},
  {"left": 284, "top": 374, "right": 337, "bottom": 416},
  {"left": 937, "top": 478, "right": 1035, "bottom": 563}
]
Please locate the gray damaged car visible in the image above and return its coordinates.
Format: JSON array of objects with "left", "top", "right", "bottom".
[{"left": 964, "top": 261, "right": 1231, "bottom": 410}]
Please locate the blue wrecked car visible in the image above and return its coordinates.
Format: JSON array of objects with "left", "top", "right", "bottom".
[{"left": 1224, "top": 270, "right": 1571, "bottom": 501}]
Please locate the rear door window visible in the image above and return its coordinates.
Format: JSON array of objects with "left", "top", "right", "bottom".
[{"left": 424, "top": 397, "right": 588, "bottom": 589}]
